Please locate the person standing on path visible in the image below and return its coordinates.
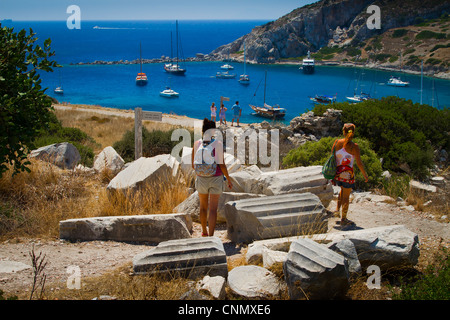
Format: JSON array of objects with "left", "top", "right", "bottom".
[
  {"left": 331, "top": 123, "right": 369, "bottom": 226},
  {"left": 210, "top": 102, "right": 217, "bottom": 122},
  {"left": 192, "top": 118, "right": 232, "bottom": 236},
  {"left": 231, "top": 101, "right": 242, "bottom": 127},
  {"left": 219, "top": 103, "right": 227, "bottom": 126}
]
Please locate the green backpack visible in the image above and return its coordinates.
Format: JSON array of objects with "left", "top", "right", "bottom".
[{"left": 322, "top": 140, "right": 337, "bottom": 180}]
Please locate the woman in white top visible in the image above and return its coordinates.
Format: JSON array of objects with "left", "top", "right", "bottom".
[
  {"left": 210, "top": 102, "right": 217, "bottom": 122},
  {"left": 331, "top": 123, "right": 369, "bottom": 226}
]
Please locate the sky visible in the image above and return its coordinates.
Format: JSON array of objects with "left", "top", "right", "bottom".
[{"left": 0, "top": 0, "right": 319, "bottom": 21}]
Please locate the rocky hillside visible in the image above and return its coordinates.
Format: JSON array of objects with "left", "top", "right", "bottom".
[{"left": 211, "top": 0, "right": 450, "bottom": 75}]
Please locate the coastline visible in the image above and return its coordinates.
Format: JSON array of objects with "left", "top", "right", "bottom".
[
  {"left": 69, "top": 57, "right": 450, "bottom": 80},
  {"left": 53, "top": 103, "right": 252, "bottom": 129}
]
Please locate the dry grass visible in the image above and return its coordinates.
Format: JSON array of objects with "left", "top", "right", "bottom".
[
  {"left": 54, "top": 106, "right": 178, "bottom": 153},
  {"left": 23, "top": 263, "right": 193, "bottom": 300},
  {"left": 0, "top": 159, "right": 192, "bottom": 240}
]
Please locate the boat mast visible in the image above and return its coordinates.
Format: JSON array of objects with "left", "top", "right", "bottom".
[
  {"left": 140, "top": 42, "right": 143, "bottom": 73},
  {"left": 176, "top": 20, "right": 179, "bottom": 67},
  {"left": 263, "top": 71, "right": 267, "bottom": 105},
  {"left": 243, "top": 42, "right": 246, "bottom": 75},
  {"left": 420, "top": 60, "right": 423, "bottom": 105},
  {"left": 170, "top": 31, "right": 173, "bottom": 63}
]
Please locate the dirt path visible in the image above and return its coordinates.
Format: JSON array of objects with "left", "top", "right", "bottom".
[{"left": 0, "top": 194, "right": 448, "bottom": 298}]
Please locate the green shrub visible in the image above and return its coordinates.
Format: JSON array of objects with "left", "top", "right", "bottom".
[
  {"left": 312, "top": 97, "right": 449, "bottom": 179},
  {"left": 374, "top": 53, "right": 391, "bottom": 62},
  {"left": 415, "top": 30, "right": 446, "bottom": 40},
  {"left": 282, "top": 136, "right": 382, "bottom": 190},
  {"left": 32, "top": 112, "right": 96, "bottom": 167},
  {"left": 392, "top": 29, "right": 408, "bottom": 38},
  {"left": 389, "top": 55, "right": 399, "bottom": 63},
  {"left": 345, "top": 47, "right": 361, "bottom": 57},
  {"left": 393, "top": 247, "right": 449, "bottom": 300},
  {"left": 379, "top": 173, "right": 411, "bottom": 200}
]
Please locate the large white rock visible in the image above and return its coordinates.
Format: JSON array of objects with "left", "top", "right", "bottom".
[
  {"left": 30, "top": 142, "right": 80, "bottom": 169},
  {"left": 258, "top": 165, "right": 333, "bottom": 207},
  {"left": 107, "top": 154, "right": 179, "bottom": 193},
  {"left": 93, "top": 146, "right": 124, "bottom": 173},
  {"left": 410, "top": 180, "right": 437, "bottom": 194},
  {"left": 227, "top": 265, "right": 283, "bottom": 298},
  {"left": 173, "top": 191, "right": 265, "bottom": 223},
  {"left": 283, "top": 238, "right": 350, "bottom": 300},
  {"left": 133, "top": 236, "right": 228, "bottom": 279},
  {"left": 228, "top": 165, "right": 333, "bottom": 207},
  {"left": 59, "top": 213, "right": 192, "bottom": 243},
  {"left": 249, "top": 225, "right": 420, "bottom": 271},
  {"left": 224, "top": 192, "right": 327, "bottom": 243},
  {"left": 196, "top": 275, "right": 226, "bottom": 300},
  {"left": 229, "top": 165, "right": 263, "bottom": 193}
]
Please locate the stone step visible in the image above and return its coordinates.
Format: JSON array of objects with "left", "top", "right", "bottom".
[
  {"left": 132, "top": 237, "right": 228, "bottom": 279},
  {"left": 224, "top": 192, "right": 327, "bottom": 243}
]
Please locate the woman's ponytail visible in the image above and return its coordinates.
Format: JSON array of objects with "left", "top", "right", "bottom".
[{"left": 342, "top": 123, "right": 355, "bottom": 149}]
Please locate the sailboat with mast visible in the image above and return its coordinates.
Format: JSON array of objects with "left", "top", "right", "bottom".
[
  {"left": 249, "top": 71, "right": 286, "bottom": 119},
  {"left": 239, "top": 41, "right": 250, "bottom": 85},
  {"left": 164, "top": 20, "right": 186, "bottom": 75},
  {"left": 54, "top": 69, "right": 64, "bottom": 94},
  {"left": 135, "top": 42, "right": 148, "bottom": 86}
]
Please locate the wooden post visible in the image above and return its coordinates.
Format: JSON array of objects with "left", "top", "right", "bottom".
[{"left": 135, "top": 107, "right": 143, "bottom": 160}]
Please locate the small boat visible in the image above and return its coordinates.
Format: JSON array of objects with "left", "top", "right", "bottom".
[
  {"left": 164, "top": 21, "right": 186, "bottom": 75},
  {"left": 54, "top": 69, "right": 64, "bottom": 94},
  {"left": 221, "top": 64, "right": 234, "bottom": 70},
  {"left": 346, "top": 92, "right": 372, "bottom": 103},
  {"left": 54, "top": 86, "right": 64, "bottom": 94},
  {"left": 239, "top": 41, "right": 250, "bottom": 85},
  {"left": 250, "top": 103, "right": 286, "bottom": 119},
  {"left": 239, "top": 74, "right": 250, "bottom": 84},
  {"left": 387, "top": 76, "right": 409, "bottom": 87},
  {"left": 310, "top": 94, "right": 336, "bottom": 104},
  {"left": 301, "top": 50, "right": 315, "bottom": 74},
  {"left": 160, "top": 87, "right": 179, "bottom": 98},
  {"left": 216, "top": 71, "right": 236, "bottom": 79},
  {"left": 249, "top": 71, "right": 286, "bottom": 119},
  {"left": 136, "top": 43, "right": 148, "bottom": 86}
]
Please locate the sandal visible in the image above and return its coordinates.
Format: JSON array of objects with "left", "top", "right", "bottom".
[
  {"left": 340, "top": 218, "right": 355, "bottom": 226},
  {"left": 201, "top": 232, "right": 208, "bottom": 237}
]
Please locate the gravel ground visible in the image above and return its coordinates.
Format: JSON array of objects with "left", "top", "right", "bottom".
[{"left": 0, "top": 193, "right": 448, "bottom": 298}]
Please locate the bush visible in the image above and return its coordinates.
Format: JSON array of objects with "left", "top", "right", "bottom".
[
  {"left": 415, "top": 30, "right": 446, "bottom": 40},
  {"left": 345, "top": 47, "right": 361, "bottom": 57},
  {"left": 113, "top": 127, "right": 194, "bottom": 163},
  {"left": 32, "top": 112, "right": 96, "bottom": 167},
  {"left": 392, "top": 29, "right": 408, "bottom": 38},
  {"left": 0, "top": 25, "right": 60, "bottom": 177},
  {"left": 282, "top": 136, "right": 382, "bottom": 190},
  {"left": 312, "top": 97, "right": 449, "bottom": 179},
  {"left": 393, "top": 247, "right": 449, "bottom": 300}
]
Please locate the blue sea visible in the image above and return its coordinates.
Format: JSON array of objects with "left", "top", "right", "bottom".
[{"left": 4, "top": 20, "right": 450, "bottom": 124}]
